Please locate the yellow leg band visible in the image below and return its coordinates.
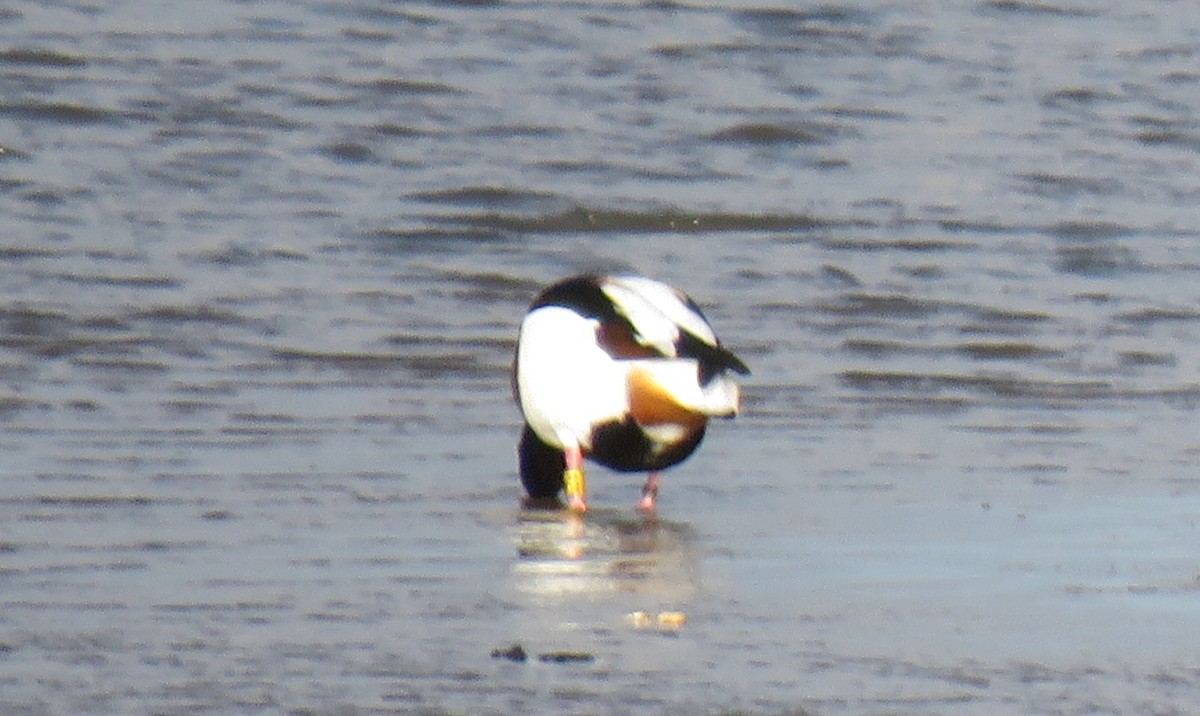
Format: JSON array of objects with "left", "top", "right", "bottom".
[{"left": 563, "top": 468, "right": 585, "bottom": 500}]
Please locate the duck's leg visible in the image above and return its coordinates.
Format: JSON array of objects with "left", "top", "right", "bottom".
[
  {"left": 638, "top": 472, "right": 659, "bottom": 512},
  {"left": 563, "top": 444, "right": 587, "bottom": 512}
]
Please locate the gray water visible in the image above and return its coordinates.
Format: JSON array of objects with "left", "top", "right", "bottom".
[{"left": 3, "top": 1, "right": 1200, "bottom": 713}]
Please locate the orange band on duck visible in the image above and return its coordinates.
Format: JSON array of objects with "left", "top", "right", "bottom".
[{"left": 626, "top": 367, "right": 706, "bottom": 428}]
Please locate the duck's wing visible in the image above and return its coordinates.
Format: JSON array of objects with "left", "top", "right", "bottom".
[{"left": 600, "top": 276, "right": 750, "bottom": 382}]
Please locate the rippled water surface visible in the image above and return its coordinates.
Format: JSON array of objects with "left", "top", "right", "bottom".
[{"left": 5, "top": 1, "right": 1200, "bottom": 713}]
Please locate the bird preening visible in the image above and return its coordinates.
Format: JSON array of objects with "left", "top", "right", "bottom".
[{"left": 513, "top": 274, "right": 750, "bottom": 512}]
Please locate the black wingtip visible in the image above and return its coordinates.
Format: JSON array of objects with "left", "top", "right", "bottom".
[
  {"left": 725, "top": 350, "right": 751, "bottom": 376},
  {"left": 677, "top": 330, "right": 751, "bottom": 384}
]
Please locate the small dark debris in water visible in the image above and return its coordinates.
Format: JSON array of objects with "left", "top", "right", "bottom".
[
  {"left": 490, "top": 644, "right": 528, "bottom": 662},
  {"left": 538, "top": 651, "right": 595, "bottom": 664},
  {"left": 491, "top": 645, "right": 595, "bottom": 664}
]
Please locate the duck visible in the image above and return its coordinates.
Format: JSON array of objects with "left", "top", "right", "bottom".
[{"left": 513, "top": 274, "right": 750, "bottom": 512}]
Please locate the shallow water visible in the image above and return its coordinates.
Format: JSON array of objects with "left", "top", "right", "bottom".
[{"left": 3, "top": 1, "right": 1200, "bottom": 713}]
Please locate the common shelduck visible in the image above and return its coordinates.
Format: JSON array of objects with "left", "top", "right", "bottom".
[{"left": 514, "top": 274, "right": 750, "bottom": 512}]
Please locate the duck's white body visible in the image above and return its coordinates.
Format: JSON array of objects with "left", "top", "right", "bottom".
[
  {"left": 514, "top": 275, "right": 748, "bottom": 511},
  {"left": 517, "top": 305, "right": 629, "bottom": 449}
]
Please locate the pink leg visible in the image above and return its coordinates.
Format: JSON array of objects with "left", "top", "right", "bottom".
[
  {"left": 638, "top": 472, "right": 659, "bottom": 512},
  {"left": 563, "top": 445, "right": 586, "bottom": 513}
]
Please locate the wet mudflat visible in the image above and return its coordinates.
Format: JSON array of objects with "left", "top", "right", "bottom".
[{"left": 4, "top": 1, "right": 1200, "bottom": 713}]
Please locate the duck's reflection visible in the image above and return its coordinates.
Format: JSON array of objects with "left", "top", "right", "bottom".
[{"left": 512, "top": 504, "right": 699, "bottom": 599}]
